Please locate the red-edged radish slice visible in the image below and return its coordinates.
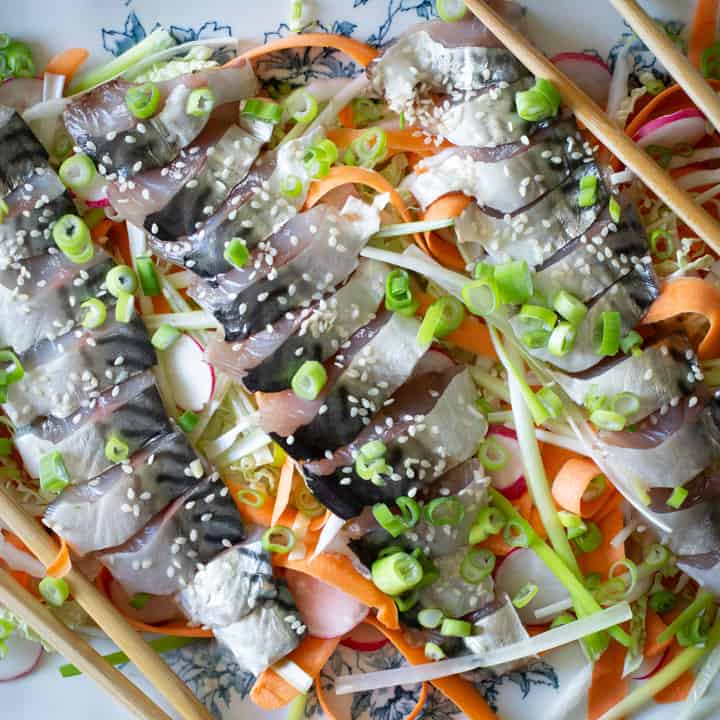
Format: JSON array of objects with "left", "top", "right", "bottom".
[
  {"left": 494, "top": 547, "right": 571, "bottom": 624},
  {"left": 340, "top": 623, "right": 389, "bottom": 652},
  {"left": 0, "top": 635, "right": 44, "bottom": 682},
  {"left": 163, "top": 333, "right": 215, "bottom": 411},
  {"left": 633, "top": 108, "right": 707, "bottom": 149},
  {"left": 70, "top": 173, "right": 109, "bottom": 207},
  {"left": 551, "top": 53, "right": 611, "bottom": 106},
  {"left": 0, "top": 78, "right": 43, "bottom": 113},
  {"left": 631, "top": 646, "right": 670, "bottom": 681},
  {"left": 485, "top": 426, "right": 526, "bottom": 499},
  {"left": 109, "top": 579, "right": 183, "bottom": 625},
  {"left": 285, "top": 569, "right": 368, "bottom": 639}
]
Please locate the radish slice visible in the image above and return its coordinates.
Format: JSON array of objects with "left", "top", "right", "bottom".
[
  {"left": 631, "top": 646, "right": 670, "bottom": 681},
  {"left": 70, "top": 173, "right": 109, "bottom": 207},
  {"left": 494, "top": 547, "right": 571, "bottom": 624},
  {"left": 0, "top": 635, "right": 43, "bottom": 682},
  {"left": 163, "top": 334, "right": 215, "bottom": 411},
  {"left": 633, "top": 108, "right": 707, "bottom": 149},
  {"left": 486, "top": 426, "right": 526, "bottom": 499},
  {"left": 0, "top": 78, "right": 43, "bottom": 113},
  {"left": 340, "top": 623, "right": 389, "bottom": 652},
  {"left": 551, "top": 53, "right": 611, "bottom": 106},
  {"left": 109, "top": 579, "right": 182, "bottom": 625},
  {"left": 285, "top": 569, "right": 368, "bottom": 639},
  {"left": 0, "top": 532, "right": 45, "bottom": 578}
]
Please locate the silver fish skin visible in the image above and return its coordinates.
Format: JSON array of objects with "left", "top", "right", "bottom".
[{"left": 0, "top": 106, "right": 50, "bottom": 197}]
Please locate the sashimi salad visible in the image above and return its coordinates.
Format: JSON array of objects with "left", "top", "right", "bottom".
[{"left": 3, "top": 0, "right": 720, "bottom": 717}]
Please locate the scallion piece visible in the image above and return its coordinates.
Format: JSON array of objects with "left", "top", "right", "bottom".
[
  {"left": 643, "top": 543, "right": 671, "bottom": 571},
  {"left": 79, "top": 298, "right": 106, "bottom": 329},
  {"left": 349, "top": 128, "right": 388, "bottom": 169},
  {"left": 291, "top": 360, "right": 327, "bottom": 401},
  {"left": 512, "top": 582, "right": 539, "bottom": 609},
  {"left": 429, "top": 296, "right": 465, "bottom": 337},
  {"left": 460, "top": 548, "right": 496, "bottom": 583},
  {"left": 577, "top": 174, "right": 598, "bottom": 208},
  {"left": 52, "top": 214, "right": 93, "bottom": 263},
  {"left": 552, "top": 290, "right": 587, "bottom": 326},
  {"left": 551, "top": 613, "right": 576, "bottom": 628},
  {"left": 583, "top": 385, "right": 608, "bottom": 413},
  {"left": 620, "top": 330, "right": 643, "bottom": 354},
  {"left": 372, "top": 503, "right": 408, "bottom": 538},
  {"left": 494, "top": 259, "right": 533, "bottom": 305},
  {"left": 573, "top": 521, "right": 602, "bottom": 553},
  {"left": 313, "top": 139, "right": 339, "bottom": 165},
  {"left": 649, "top": 229, "right": 675, "bottom": 260},
  {"left": 609, "top": 196, "right": 622, "bottom": 223},
  {"left": 115, "top": 290, "right": 134, "bottom": 324},
  {"left": 136, "top": 256, "right": 161, "bottom": 297},
  {"left": 124, "top": 82, "right": 161, "bottom": 119},
  {"left": 666, "top": 486, "right": 688, "bottom": 509},
  {"left": 0, "top": 385, "right": 7, "bottom": 404},
  {"left": 186, "top": 87, "right": 215, "bottom": 117},
  {"left": 385, "top": 269, "right": 419, "bottom": 316},
  {"left": 537, "top": 387, "right": 564, "bottom": 419},
  {"left": 371, "top": 551, "right": 423, "bottom": 596},
  {"left": 0, "top": 438, "right": 11, "bottom": 457},
  {"left": 515, "top": 78, "right": 561, "bottom": 122},
  {"left": 424, "top": 497, "right": 464, "bottom": 527},
  {"left": 39, "top": 576, "right": 69, "bottom": 607},
  {"left": 39, "top": 451, "right": 70, "bottom": 494},
  {"left": 424, "top": 642, "right": 446, "bottom": 661},
  {"left": 236, "top": 486, "right": 267, "bottom": 508},
  {"left": 106, "top": 265, "right": 138, "bottom": 297},
  {"left": 0, "top": 198, "right": 8, "bottom": 224},
  {"left": 590, "top": 409, "right": 626, "bottom": 431},
  {"left": 595, "top": 310, "right": 621, "bottom": 356},
  {"left": 418, "top": 608, "right": 444, "bottom": 629},
  {"left": 178, "top": 410, "right": 199, "bottom": 433},
  {"left": 242, "top": 97, "right": 282, "bottom": 123},
  {"left": 261, "top": 525, "right": 296, "bottom": 554},
  {"left": 0, "top": 618, "right": 15, "bottom": 640},
  {"left": 547, "top": 321, "right": 576, "bottom": 356},
  {"left": 440, "top": 618, "right": 472, "bottom": 637},
  {"left": 104, "top": 433, "right": 129, "bottom": 463},
  {"left": 58, "top": 153, "right": 96, "bottom": 192},
  {"left": 129, "top": 593, "right": 152, "bottom": 610},
  {"left": 355, "top": 440, "right": 392, "bottom": 486},
  {"left": 519, "top": 304, "right": 557, "bottom": 331},
  {"left": 151, "top": 323, "right": 181, "bottom": 350},
  {"left": 283, "top": 88, "right": 318, "bottom": 124},
  {"left": 649, "top": 590, "right": 676, "bottom": 614},
  {"left": 503, "top": 518, "right": 529, "bottom": 547},
  {"left": 462, "top": 278, "right": 499, "bottom": 316},
  {"left": 352, "top": 97, "right": 383, "bottom": 127},
  {"left": 611, "top": 391, "right": 640, "bottom": 417},
  {"left": 521, "top": 328, "right": 550, "bottom": 349},
  {"left": 0, "top": 350, "right": 23, "bottom": 385},
  {"left": 224, "top": 237, "right": 249, "bottom": 269},
  {"left": 280, "top": 174, "right": 304, "bottom": 198},
  {"left": 436, "top": 0, "right": 467, "bottom": 21},
  {"left": 559, "top": 511, "right": 587, "bottom": 540},
  {"left": 477, "top": 437, "right": 509, "bottom": 471},
  {"left": 474, "top": 505, "right": 507, "bottom": 538},
  {"left": 702, "top": 42, "right": 720, "bottom": 80}
]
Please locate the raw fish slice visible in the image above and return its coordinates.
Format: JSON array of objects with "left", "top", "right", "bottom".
[
  {"left": 455, "top": 163, "right": 606, "bottom": 267},
  {"left": 15, "top": 372, "right": 170, "bottom": 481},
  {"left": 554, "top": 335, "right": 699, "bottom": 423},
  {"left": 201, "top": 196, "right": 379, "bottom": 342},
  {"left": 63, "top": 63, "right": 259, "bottom": 180},
  {"left": 0, "top": 107, "right": 49, "bottom": 196},
  {"left": 304, "top": 367, "right": 486, "bottom": 518},
  {"left": 0, "top": 250, "right": 114, "bottom": 353},
  {"left": 0, "top": 169, "right": 75, "bottom": 263},
  {"left": 401, "top": 120, "right": 586, "bottom": 213},
  {"left": 44, "top": 430, "right": 199, "bottom": 555},
  {"left": 150, "top": 133, "right": 319, "bottom": 277},
  {"left": 4, "top": 314, "right": 156, "bottom": 425},
  {"left": 98, "top": 473, "right": 246, "bottom": 594},
  {"left": 242, "top": 260, "right": 389, "bottom": 393}
]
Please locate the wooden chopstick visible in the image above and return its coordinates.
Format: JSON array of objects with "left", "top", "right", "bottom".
[
  {"left": 463, "top": 0, "right": 720, "bottom": 255},
  {"left": 0, "top": 567, "right": 172, "bottom": 720},
  {"left": 0, "top": 486, "right": 212, "bottom": 720},
  {"left": 609, "top": 0, "right": 720, "bottom": 130}
]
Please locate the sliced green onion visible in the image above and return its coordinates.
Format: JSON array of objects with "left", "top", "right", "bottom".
[
  {"left": 418, "top": 608, "right": 444, "bottom": 629},
  {"left": 136, "top": 257, "right": 161, "bottom": 297},
  {"left": 385, "top": 269, "right": 419, "bottom": 316},
  {"left": 424, "top": 642, "right": 446, "bottom": 661},
  {"left": 521, "top": 329, "right": 550, "bottom": 349},
  {"left": 658, "top": 590, "right": 714, "bottom": 645},
  {"left": 371, "top": 552, "right": 423, "bottom": 596},
  {"left": 573, "top": 521, "right": 603, "bottom": 553},
  {"left": 124, "top": 82, "right": 161, "bottom": 119},
  {"left": 440, "top": 618, "right": 472, "bottom": 637},
  {"left": 649, "top": 229, "right": 675, "bottom": 260},
  {"left": 106, "top": 265, "right": 138, "bottom": 297},
  {"left": 582, "top": 474, "right": 607, "bottom": 502},
  {"left": 410, "top": 549, "right": 439, "bottom": 590},
  {"left": 417, "top": 304, "right": 442, "bottom": 347},
  {"left": 559, "top": 511, "right": 587, "bottom": 540},
  {"left": 291, "top": 360, "right": 327, "bottom": 401},
  {"left": 39, "top": 451, "right": 70, "bottom": 494},
  {"left": 280, "top": 174, "right": 304, "bottom": 198},
  {"left": 0, "top": 618, "right": 15, "bottom": 640},
  {"left": 313, "top": 139, "right": 339, "bottom": 164},
  {"left": 186, "top": 87, "right": 215, "bottom": 117},
  {"left": 79, "top": 298, "right": 107, "bottom": 330},
  {"left": 666, "top": 486, "right": 689, "bottom": 509},
  {"left": 701, "top": 42, "right": 720, "bottom": 80},
  {"left": 105, "top": 433, "right": 129, "bottom": 463},
  {"left": 515, "top": 78, "right": 561, "bottom": 122},
  {"left": 512, "top": 582, "right": 539, "bottom": 609},
  {"left": 0, "top": 350, "right": 23, "bottom": 386},
  {"left": 462, "top": 278, "right": 499, "bottom": 316},
  {"left": 611, "top": 391, "right": 640, "bottom": 417},
  {"left": 53, "top": 214, "right": 93, "bottom": 263},
  {"left": 583, "top": 385, "right": 608, "bottom": 413},
  {"left": 609, "top": 196, "right": 622, "bottom": 223},
  {"left": 283, "top": 88, "right": 318, "bottom": 124},
  {"left": 584, "top": 572, "right": 602, "bottom": 591},
  {"left": 0, "top": 385, "right": 7, "bottom": 404},
  {"left": 0, "top": 198, "right": 8, "bottom": 224},
  {"left": 352, "top": 97, "right": 383, "bottom": 127},
  {"left": 0, "top": 438, "right": 11, "bottom": 457},
  {"left": 224, "top": 237, "right": 249, "bottom": 269},
  {"left": 477, "top": 437, "right": 509, "bottom": 471},
  {"left": 494, "top": 259, "right": 533, "bottom": 305},
  {"left": 620, "top": 330, "right": 643, "bottom": 354},
  {"left": 647, "top": 144, "right": 673, "bottom": 169},
  {"left": 292, "top": 485, "right": 325, "bottom": 518},
  {"left": 178, "top": 410, "right": 199, "bottom": 433},
  {"left": 436, "top": 0, "right": 467, "bottom": 22},
  {"left": 537, "top": 387, "right": 564, "bottom": 419},
  {"left": 378, "top": 545, "right": 404, "bottom": 559},
  {"left": 649, "top": 590, "right": 676, "bottom": 614},
  {"left": 604, "top": 558, "right": 639, "bottom": 602},
  {"left": 356, "top": 440, "right": 391, "bottom": 486},
  {"left": 595, "top": 310, "right": 621, "bottom": 356},
  {"left": 503, "top": 518, "right": 529, "bottom": 548},
  {"left": 475, "top": 506, "right": 508, "bottom": 539},
  {"left": 430, "top": 296, "right": 465, "bottom": 337},
  {"left": 58, "top": 153, "right": 96, "bottom": 191},
  {"left": 262, "top": 525, "right": 296, "bottom": 554},
  {"left": 547, "top": 322, "right": 576, "bottom": 356},
  {"left": 553, "top": 290, "right": 587, "bottom": 326},
  {"left": 460, "top": 548, "right": 496, "bottom": 583},
  {"left": 519, "top": 304, "right": 557, "bottom": 331},
  {"left": 473, "top": 261, "right": 494, "bottom": 282},
  {"left": 677, "top": 616, "right": 709, "bottom": 647},
  {"left": 289, "top": 0, "right": 304, "bottom": 31},
  {"left": 350, "top": 128, "right": 388, "bottom": 169},
  {"left": 39, "top": 577, "right": 69, "bottom": 607},
  {"left": 236, "top": 486, "right": 267, "bottom": 508},
  {"left": 372, "top": 503, "right": 408, "bottom": 538},
  {"left": 590, "top": 409, "right": 626, "bottom": 431},
  {"left": 644, "top": 543, "right": 671, "bottom": 571},
  {"left": 551, "top": 613, "right": 576, "bottom": 628},
  {"left": 303, "top": 148, "right": 331, "bottom": 179},
  {"left": 396, "top": 496, "right": 420, "bottom": 528},
  {"left": 394, "top": 588, "right": 419, "bottom": 612},
  {"left": 577, "top": 174, "right": 598, "bottom": 208},
  {"left": 424, "top": 497, "right": 464, "bottom": 526},
  {"left": 129, "top": 593, "right": 152, "bottom": 610},
  {"left": 151, "top": 323, "right": 181, "bottom": 350}
]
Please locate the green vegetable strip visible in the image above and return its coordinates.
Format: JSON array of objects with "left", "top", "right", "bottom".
[
  {"left": 658, "top": 590, "right": 714, "bottom": 645},
  {"left": 59, "top": 636, "right": 196, "bottom": 677},
  {"left": 600, "top": 615, "right": 720, "bottom": 720}
]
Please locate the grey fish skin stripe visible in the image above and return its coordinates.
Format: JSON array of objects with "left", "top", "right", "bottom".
[{"left": 0, "top": 110, "right": 49, "bottom": 197}]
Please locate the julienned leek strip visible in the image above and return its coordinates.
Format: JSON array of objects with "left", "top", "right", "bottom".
[
  {"left": 463, "top": 0, "right": 720, "bottom": 255},
  {"left": 0, "top": 485, "right": 212, "bottom": 720},
  {"left": 0, "top": 567, "right": 172, "bottom": 720}
]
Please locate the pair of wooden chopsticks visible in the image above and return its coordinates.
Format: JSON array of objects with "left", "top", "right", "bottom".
[
  {"left": 0, "top": 486, "right": 212, "bottom": 720},
  {"left": 464, "top": 0, "right": 720, "bottom": 255}
]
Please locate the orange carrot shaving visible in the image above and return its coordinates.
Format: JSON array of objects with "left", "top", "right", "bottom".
[
  {"left": 273, "top": 456, "right": 296, "bottom": 527},
  {"left": 251, "top": 636, "right": 340, "bottom": 710},
  {"left": 239, "top": 34, "right": 378, "bottom": 68},
  {"left": 589, "top": 639, "right": 628, "bottom": 720},
  {"left": 645, "top": 609, "right": 672, "bottom": 658},
  {"left": 551, "top": 458, "right": 616, "bottom": 519},
  {"left": 641, "top": 277, "right": 720, "bottom": 359},
  {"left": 365, "top": 616, "right": 497, "bottom": 719},
  {"left": 578, "top": 505, "right": 625, "bottom": 579},
  {"left": 44, "top": 48, "right": 89, "bottom": 80},
  {"left": 326, "top": 128, "right": 450, "bottom": 156},
  {"left": 337, "top": 105, "right": 355, "bottom": 129},
  {"left": 421, "top": 193, "right": 470, "bottom": 271},
  {"left": 90, "top": 218, "right": 114, "bottom": 244},
  {"left": 46, "top": 536, "right": 72, "bottom": 579},
  {"left": 654, "top": 641, "right": 695, "bottom": 703},
  {"left": 689, "top": 0, "right": 720, "bottom": 69}
]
